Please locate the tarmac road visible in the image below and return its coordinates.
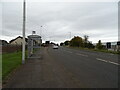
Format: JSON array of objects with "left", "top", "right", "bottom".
[
  {"left": 47, "top": 46, "right": 119, "bottom": 88},
  {"left": 3, "top": 46, "right": 119, "bottom": 88}
]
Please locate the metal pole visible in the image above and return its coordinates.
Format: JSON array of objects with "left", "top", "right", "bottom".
[
  {"left": 22, "top": 0, "right": 26, "bottom": 64},
  {"left": 40, "top": 26, "right": 42, "bottom": 37}
]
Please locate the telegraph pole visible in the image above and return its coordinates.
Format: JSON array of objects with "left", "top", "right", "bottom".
[{"left": 22, "top": 0, "right": 26, "bottom": 64}]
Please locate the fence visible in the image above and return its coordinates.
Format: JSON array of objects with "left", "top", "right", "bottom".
[{"left": 1, "top": 45, "right": 27, "bottom": 54}]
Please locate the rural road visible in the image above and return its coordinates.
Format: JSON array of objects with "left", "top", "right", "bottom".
[{"left": 4, "top": 46, "right": 119, "bottom": 88}]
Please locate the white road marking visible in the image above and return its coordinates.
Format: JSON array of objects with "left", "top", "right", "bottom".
[
  {"left": 108, "top": 61, "right": 119, "bottom": 65},
  {"left": 96, "top": 58, "right": 108, "bottom": 62},
  {"left": 96, "top": 58, "right": 119, "bottom": 66},
  {"left": 76, "top": 53, "right": 88, "bottom": 57}
]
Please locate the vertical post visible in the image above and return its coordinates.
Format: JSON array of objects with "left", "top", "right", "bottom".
[
  {"left": 22, "top": 0, "right": 26, "bottom": 64},
  {"left": 40, "top": 26, "right": 42, "bottom": 37},
  {"left": 28, "top": 37, "right": 30, "bottom": 58},
  {"left": 31, "top": 39, "right": 33, "bottom": 55}
]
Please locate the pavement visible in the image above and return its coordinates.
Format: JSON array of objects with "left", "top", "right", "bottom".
[{"left": 3, "top": 46, "right": 119, "bottom": 88}]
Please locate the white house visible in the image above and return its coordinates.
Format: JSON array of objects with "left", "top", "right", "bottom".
[{"left": 9, "top": 36, "right": 28, "bottom": 45}]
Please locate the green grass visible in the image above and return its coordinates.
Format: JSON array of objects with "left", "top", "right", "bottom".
[
  {"left": 2, "top": 51, "right": 28, "bottom": 81},
  {"left": 68, "top": 46, "right": 120, "bottom": 54},
  {"left": 2, "top": 52, "right": 22, "bottom": 80},
  {"left": 92, "top": 49, "right": 120, "bottom": 54}
]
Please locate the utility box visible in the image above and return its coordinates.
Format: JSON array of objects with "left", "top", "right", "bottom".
[{"left": 27, "top": 35, "right": 42, "bottom": 58}]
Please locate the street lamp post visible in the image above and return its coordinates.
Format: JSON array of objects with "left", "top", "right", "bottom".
[
  {"left": 22, "top": 0, "right": 26, "bottom": 64},
  {"left": 40, "top": 26, "right": 42, "bottom": 37}
]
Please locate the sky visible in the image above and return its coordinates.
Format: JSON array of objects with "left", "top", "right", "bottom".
[{"left": 1, "top": 0, "right": 119, "bottom": 44}]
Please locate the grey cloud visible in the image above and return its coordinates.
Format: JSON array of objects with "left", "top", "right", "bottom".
[{"left": 1, "top": 2, "right": 118, "bottom": 43}]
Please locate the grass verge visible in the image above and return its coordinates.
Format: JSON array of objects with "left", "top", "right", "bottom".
[
  {"left": 68, "top": 46, "right": 120, "bottom": 54},
  {"left": 2, "top": 51, "right": 27, "bottom": 81}
]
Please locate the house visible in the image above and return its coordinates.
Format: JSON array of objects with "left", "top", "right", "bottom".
[
  {"left": 9, "top": 36, "right": 28, "bottom": 45},
  {"left": 0, "top": 40, "right": 8, "bottom": 46}
]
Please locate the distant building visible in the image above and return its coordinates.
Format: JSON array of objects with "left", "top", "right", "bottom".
[
  {"left": 45, "top": 41, "right": 50, "bottom": 44},
  {"left": 102, "top": 41, "right": 120, "bottom": 51},
  {"left": 9, "top": 36, "right": 28, "bottom": 45},
  {"left": 45, "top": 41, "right": 50, "bottom": 47},
  {"left": 0, "top": 40, "right": 8, "bottom": 46},
  {"left": 93, "top": 41, "right": 120, "bottom": 51}
]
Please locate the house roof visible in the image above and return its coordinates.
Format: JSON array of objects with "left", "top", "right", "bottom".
[
  {"left": 9, "top": 36, "right": 28, "bottom": 43},
  {"left": 0, "top": 40, "right": 8, "bottom": 45}
]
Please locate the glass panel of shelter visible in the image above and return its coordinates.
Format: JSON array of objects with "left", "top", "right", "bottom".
[{"left": 27, "top": 35, "right": 41, "bottom": 58}]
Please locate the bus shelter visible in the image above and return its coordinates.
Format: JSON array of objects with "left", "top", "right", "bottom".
[{"left": 27, "top": 35, "right": 42, "bottom": 58}]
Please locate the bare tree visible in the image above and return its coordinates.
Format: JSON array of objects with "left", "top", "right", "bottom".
[{"left": 83, "top": 35, "right": 89, "bottom": 43}]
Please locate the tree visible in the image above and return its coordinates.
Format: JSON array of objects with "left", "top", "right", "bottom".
[
  {"left": 64, "top": 40, "right": 70, "bottom": 46},
  {"left": 87, "top": 42, "right": 95, "bottom": 49},
  {"left": 83, "top": 35, "right": 89, "bottom": 43},
  {"left": 96, "top": 40, "right": 104, "bottom": 49},
  {"left": 83, "top": 35, "right": 89, "bottom": 48},
  {"left": 70, "top": 36, "right": 83, "bottom": 47},
  {"left": 60, "top": 42, "right": 64, "bottom": 46}
]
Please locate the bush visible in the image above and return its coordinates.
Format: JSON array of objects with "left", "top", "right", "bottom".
[
  {"left": 70, "top": 36, "right": 83, "bottom": 47},
  {"left": 96, "top": 40, "right": 104, "bottom": 49}
]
